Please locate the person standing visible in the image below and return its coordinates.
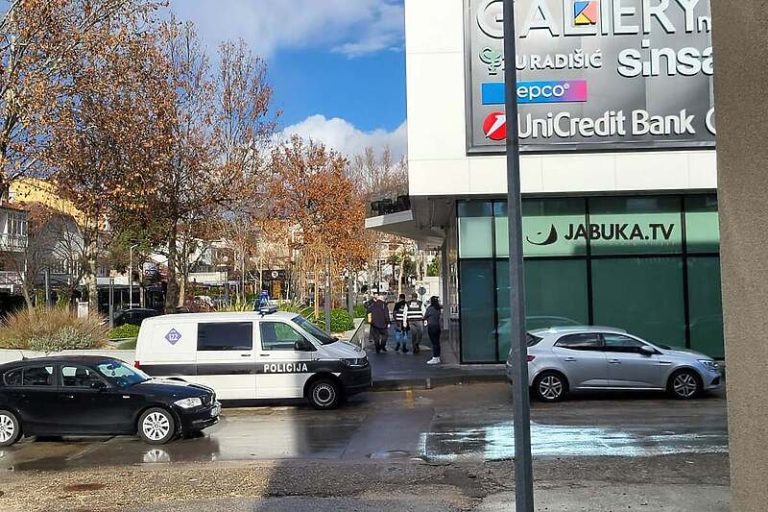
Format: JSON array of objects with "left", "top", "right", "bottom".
[
  {"left": 406, "top": 293, "right": 425, "bottom": 354},
  {"left": 368, "top": 294, "right": 391, "bottom": 354},
  {"left": 424, "top": 296, "right": 443, "bottom": 365},
  {"left": 392, "top": 293, "right": 409, "bottom": 353}
]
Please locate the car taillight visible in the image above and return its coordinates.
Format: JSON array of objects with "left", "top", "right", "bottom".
[
  {"left": 527, "top": 355, "right": 536, "bottom": 363},
  {"left": 134, "top": 360, "right": 141, "bottom": 369}
]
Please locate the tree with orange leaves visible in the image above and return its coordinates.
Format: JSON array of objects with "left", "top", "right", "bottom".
[{"left": 269, "top": 137, "right": 370, "bottom": 318}]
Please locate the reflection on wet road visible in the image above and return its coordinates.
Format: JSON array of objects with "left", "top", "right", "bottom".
[{"left": 0, "top": 384, "right": 728, "bottom": 471}]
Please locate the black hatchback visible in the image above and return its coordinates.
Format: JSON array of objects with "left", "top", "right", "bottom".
[{"left": 0, "top": 356, "right": 220, "bottom": 446}]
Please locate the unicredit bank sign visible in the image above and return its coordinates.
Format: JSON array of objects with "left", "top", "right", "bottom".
[{"left": 466, "top": 0, "right": 715, "bottom": 153}]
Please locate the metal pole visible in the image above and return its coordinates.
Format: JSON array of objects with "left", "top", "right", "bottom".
[
  {"left": 129, "top": 244, "right": 134, "bottom": 309},
  {"left": 347, "top": 272, "right": 354, "bottom": 317},
  {"left": 108, "top": 278, "right": 115, "bottom": 329},
  {"left": 325, "top": 257, "right": 332, "bottom": 334},
  {"left": 502, "top": 0, "right": 534, "bottom": 510},
  {"left": 44, "top": 268, "right": 50, "bottom": 309}
]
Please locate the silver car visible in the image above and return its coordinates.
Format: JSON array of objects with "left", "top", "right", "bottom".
[{"left": 506, "top": 326, "right": 722, "bottom": 402}]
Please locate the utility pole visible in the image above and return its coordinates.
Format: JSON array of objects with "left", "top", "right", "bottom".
[
  {"left": 129, "top": 243, "right": 138, "bottom": 309},
  {"left": 44, "top": 268, "right": 50, "bottom": 309},
  {"left": 108, "top": 277, "right": 115, "bottom": 329},
  {"left": 324, "top": 256, "right": 332, "bottom": 334},
  {"left": 502, "top": 0, "right": 534, "bottom": 510}
]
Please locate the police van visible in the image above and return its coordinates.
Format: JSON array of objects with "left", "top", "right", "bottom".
[{"left": 134, "top": 312, "right": 371, "bottom": 409}]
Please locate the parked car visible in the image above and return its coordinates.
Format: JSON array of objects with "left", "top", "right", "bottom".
[
  {"left": 0, "top": 356, "right": 220, "bottom": 446},
  {"left": 509, "top": 326, "right": 722, "bottom": 402},
  {"left": 134, "top": 311, "right": 371, "bottom": 409},
  {"left": 113, "top": 308, "right": 160, "bottom": 327}
]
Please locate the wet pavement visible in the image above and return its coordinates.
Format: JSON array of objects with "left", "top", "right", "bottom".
[{"left": 0, "top": 383, "right": 728, "bottom": 471}]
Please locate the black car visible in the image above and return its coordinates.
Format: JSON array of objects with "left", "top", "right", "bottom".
[
  {"left": 113, "top": 308, "right": 160, "bottom": 327},
  {"left": 0, "top": 356, "right": 220, "bottom": 446}
]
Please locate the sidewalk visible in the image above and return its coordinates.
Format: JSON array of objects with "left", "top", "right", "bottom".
[{"left": 356, "top": 324, "right": 507, "bottom": 391}]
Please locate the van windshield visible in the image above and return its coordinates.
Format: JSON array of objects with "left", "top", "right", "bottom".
[{"left": 293, "top": 316, "right": 337, "bottom": 345}]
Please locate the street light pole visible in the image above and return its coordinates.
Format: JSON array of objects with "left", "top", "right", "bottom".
[
  {"left": 129, "top": 244, "right": 138, "bottom": 309},
  {"left": 502, "top": 0, "right": 534, "bottom": 510}
]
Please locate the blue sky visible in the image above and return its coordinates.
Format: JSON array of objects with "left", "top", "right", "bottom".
[{"left": 169, "top": 0, "right": 407, "bottom": 159}]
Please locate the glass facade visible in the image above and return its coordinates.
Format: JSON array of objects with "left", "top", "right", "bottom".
[{"left": 457, "top": 195, "right": 723, "bottom": 363}]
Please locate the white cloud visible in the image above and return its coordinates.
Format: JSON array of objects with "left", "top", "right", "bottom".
[
  {"left": 278, "top": 115, "right": 407, "bottom": 160},
  {"left": 169, "top": 0, "right": 404, "bottom": 59}
]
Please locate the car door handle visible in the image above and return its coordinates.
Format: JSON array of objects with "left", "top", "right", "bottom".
[
  {"left": 655, "top": 361, "right": 673, "bottom": 366},
  {"left": 564, "top": 357, "right": 577, "bottom": 362},
  {"left": 608, "top": 359, "right": 621, "bottom": 364},
  {"left": 260, "top": 354, "right": 270, "bottom": 357},
  {"left": 240, "top": 353, "right": 252, "bottom": 357},
  {"left": 62, "top": 394, "right": 75, "bottom": 399}
]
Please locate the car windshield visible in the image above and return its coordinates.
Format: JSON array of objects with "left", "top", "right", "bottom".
[
  {"left": 96, "top": 361, "right": 150, "bottom": 388},
  {"left": 293, "top": 315, "right": 337, "bottom": 345}
]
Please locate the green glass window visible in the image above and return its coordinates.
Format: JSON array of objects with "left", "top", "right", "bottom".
[
  {"left": 458, "top": 201, "right": 493, "bottom": 259},
  {"left": 687, "top": 257, "right": 724, "bottom": 358},
  {"left": 589, "top": 196, "right": 683, "bottom": 255},
  {"left": 496, "top": 198, "right": 587, "bottom": 258},
  {"left": 459, "top": 260, "right": 497, "bottom": 362},
  {"left": 592, "top": 257, "right": 686, "bottom": 347},
  {"left": 685, "top": 196, "right": 720, "bottom": 254},
  {"left": 523, "top": 259, "right": 589, "bottom": 331}
]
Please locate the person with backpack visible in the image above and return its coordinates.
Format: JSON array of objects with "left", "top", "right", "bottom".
[
  {"left": 392, "top": 293, "right": 409, "bottom": 353},
  {"left": 405, "top": 293, "right": 425, "bottom": 354},
  {"left": 424, "top": 296, "right": 443, "bottom": 365}
]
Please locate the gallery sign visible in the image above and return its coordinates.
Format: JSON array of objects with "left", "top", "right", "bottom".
[{"left": 466, "top": 0, "right": 715, "bottom": 153}]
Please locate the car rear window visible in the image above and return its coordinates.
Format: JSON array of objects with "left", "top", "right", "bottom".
[
  {"left": 3, "top": 366, "right": 54, "bottom": 387},
  {"left": 526, "top": 333, "right": 543, "bottom": 347}
]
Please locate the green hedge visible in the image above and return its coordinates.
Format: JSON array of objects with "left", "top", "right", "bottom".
[
  {"left": 353, "top": 304, "right": 367, "bottom": 319},
  {"left": 328, "top": 309, "right": 354, "bottom": 333},
  {"left": 109, "top": 324, "right": 140, "bottom": 340}
]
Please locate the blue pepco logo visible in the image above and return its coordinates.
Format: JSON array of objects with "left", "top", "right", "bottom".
[
  {"left": 165, "top": 328, "right": 182, "bottom": 346},
  {"left": 482, "top": 81, "right": 588, "bottom": 105}
]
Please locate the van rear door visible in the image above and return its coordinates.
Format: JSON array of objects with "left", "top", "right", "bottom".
[{"left": 195, "top": 321, "right": 257, "bottom": 400}]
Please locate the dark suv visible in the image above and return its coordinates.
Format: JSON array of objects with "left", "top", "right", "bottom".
[{"left": 0, "top": 356, "right": 220, "bottom": 446}]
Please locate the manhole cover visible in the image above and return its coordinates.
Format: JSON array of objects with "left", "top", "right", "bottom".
[{"left": 63, "top": 483, "right": 105, "bottom": 492}]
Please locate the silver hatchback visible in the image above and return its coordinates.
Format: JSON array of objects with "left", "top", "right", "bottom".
[{"left": 506, "top": 326, "right": 722, "bottom": 402}]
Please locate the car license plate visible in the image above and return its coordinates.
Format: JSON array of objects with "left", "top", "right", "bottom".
[{"left": 211, "top": 402, "right": 221, "bottom": 417}]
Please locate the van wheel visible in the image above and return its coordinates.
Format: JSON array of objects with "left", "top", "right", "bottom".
[
  {"left": 308, "top": 379, "right": 341, "bottom": 410},
  {"left": 0, "top": 410, "right": 21, "bottom": 447},
  {"left": 138, "top": 407, "right": 176, "bottom": 445}
]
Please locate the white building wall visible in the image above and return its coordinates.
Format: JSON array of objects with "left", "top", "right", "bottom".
[{"left": 404, "top": 0, "right": 717, "bottom": 197}]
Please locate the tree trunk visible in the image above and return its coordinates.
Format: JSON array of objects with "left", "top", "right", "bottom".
[
  {"left": 165, "top": 223, "right": 179, "bottom": 312},
  {"left": 313, "top": 264, "right": 320, "bottom": 321}
]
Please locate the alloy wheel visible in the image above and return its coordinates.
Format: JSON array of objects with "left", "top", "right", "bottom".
[
  {"left": 313, "top": 383, "right": 336, "bottom": 407},
  {"left": 142, "top": 412, "right": 171, "bottom": 441},
  {"left": 539, "top": 375, "right": 564, "bottom": 400},
  {"left": 673, "top": 373, "right": 699, "bottom": 398},
  {"left": 0, "top": 414, "right": 15, "bottom": 444}
]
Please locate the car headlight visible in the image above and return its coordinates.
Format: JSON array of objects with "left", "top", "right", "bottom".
[
  {"left": 342, "top": 358, "right": 368, "bottom": 368},
  {"left": 699, "top": 359, "right": 720, "bottom": 371},
  {"left": 174, "top": 397, "right": 203, "bottom": 409}
]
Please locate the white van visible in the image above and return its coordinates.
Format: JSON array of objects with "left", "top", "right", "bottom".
[{"left": 134, "top": 312, "right": 370, "bottom": 409}]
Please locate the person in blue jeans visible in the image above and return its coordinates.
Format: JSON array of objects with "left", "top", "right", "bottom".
[
  {"left": 424, "top": 296, "right": 443, "bottom": 365},
  {"left": 392, "top": 294, "right": 409, "bottom": 353}
]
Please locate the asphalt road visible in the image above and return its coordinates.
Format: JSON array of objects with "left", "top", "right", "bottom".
[
  {"left": 0, "top": 383, "right": 728, "bottom": 470},
  {"left": 0, "top": 384, "right": 730, "bottom": 511}
]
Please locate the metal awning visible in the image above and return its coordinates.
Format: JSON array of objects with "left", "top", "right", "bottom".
[{"left": 364, "top": 196, "right": 452, "bottom": 249}]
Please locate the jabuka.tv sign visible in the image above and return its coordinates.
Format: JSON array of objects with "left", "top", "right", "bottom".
[{"left": 527, "top": 222, "right": 676, "bottom": 246}]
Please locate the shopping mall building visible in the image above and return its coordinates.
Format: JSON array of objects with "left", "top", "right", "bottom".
[{"left": 366, "top": 0, "right": 721, "bottom": 363}]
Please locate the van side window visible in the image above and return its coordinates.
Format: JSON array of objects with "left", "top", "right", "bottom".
[
  {"left": 198, "top": 322, "right": 253, "bottom": 351},
  {"left": 260, "top": 323, "right": 306, "bottom": 351}
]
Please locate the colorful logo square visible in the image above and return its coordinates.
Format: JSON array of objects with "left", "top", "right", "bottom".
[
  {"left": 574, "top": 1, "right": 598, "bottom": 26},
  {"left": 165, "top": 328, "right": 182, "bottom": 345}
]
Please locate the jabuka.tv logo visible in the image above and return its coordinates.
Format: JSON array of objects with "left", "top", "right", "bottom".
[{"left": 526, "top": 223, "right": 677, "bottom": 246}]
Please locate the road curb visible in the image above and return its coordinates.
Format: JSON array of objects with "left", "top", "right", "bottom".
[{"left": 371, "top": 373, "right": 508, "bottom": 391}]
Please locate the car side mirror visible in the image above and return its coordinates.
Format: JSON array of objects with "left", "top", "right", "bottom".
[
  {"left": 639, "top": 346, "right": 656, "bottom": 357},
  {"left": 91, "top": 380, "right": 108, "bottom": 391},
  {"left": 294, "top": 339, "right": 315, "bottom": 352}
]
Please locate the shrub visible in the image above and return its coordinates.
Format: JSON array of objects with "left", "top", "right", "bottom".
[
  {"left": 278, "top": 301, "right": 316, "bottom": 322},
  {"left": 109, "top": 324, "right": 140, "bottom": 340},
  {"left": 0, "top": 306, "right": 108, "bottom": 353},
  {"left": 329, "top": 309, "right": 354, "bottom": 333},
  {"left": 353, "top": 304, "right": 367, "bottom": 319}
]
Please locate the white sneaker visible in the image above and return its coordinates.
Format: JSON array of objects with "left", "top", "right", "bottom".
[{"left": 427, "top": 357, "right": 441, "bottom": 365}]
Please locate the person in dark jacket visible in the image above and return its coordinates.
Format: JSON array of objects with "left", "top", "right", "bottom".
[
  {"left": 406, "top": 293, "right": 425, "bottom": 354},
  {"left": 424, "top": 296, "right": 443, "bottom": 365},
  {"left": 392, "top": 293, "right": 409, "bottom": 353},
  {"left": 368, "top": 294, "right": 391, "bottom": 353}
]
